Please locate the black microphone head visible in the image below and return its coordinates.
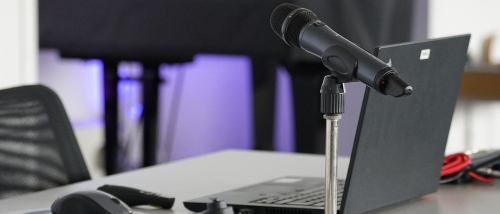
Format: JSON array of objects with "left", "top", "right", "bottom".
[
  {"left": 270, "top": 4, "right": 318, "bottom": 47},
  {"left": 270, "top": 4, "right": 300, "bottom": 36}
]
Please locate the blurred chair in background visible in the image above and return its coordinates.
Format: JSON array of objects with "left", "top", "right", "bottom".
[{"left": 0, "top": 85, "right": 90, "bottom": 199}]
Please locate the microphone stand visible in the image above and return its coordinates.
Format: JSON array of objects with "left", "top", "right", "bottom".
[{"left": 320, "top": 75, "right": 345, "bottom": 214}]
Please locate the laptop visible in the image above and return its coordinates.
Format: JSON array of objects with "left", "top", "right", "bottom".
[{"left": 184, "top": 35, "right": 471, "bottom": 214}]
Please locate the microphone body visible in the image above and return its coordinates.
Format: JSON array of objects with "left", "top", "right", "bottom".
[
  {"left": 270, "top": 4, "right": 412, "bottom": 97},
  {"left": 300, "top": 22, "right": 387, "bottom": 88}
]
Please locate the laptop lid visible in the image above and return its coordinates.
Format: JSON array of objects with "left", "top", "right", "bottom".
[{"left": 341, "top": 35, "right": 470, "bottom": 214}]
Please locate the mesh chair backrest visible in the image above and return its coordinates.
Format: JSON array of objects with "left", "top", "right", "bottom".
[{"left": 0, "top": 85, "right": 90, "bottom": 199}]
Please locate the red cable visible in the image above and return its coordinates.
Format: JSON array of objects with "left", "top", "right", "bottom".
[
  {"left": 441, "top": 153, "right": 494, "bottom": 183},
  {"left": 468, "top": 172, "right": 494, "bottom": 183},
  {"left": 441, "top": 153, "right": 470, "bottom": 176}
]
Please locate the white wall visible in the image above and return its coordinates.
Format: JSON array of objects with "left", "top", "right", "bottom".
[
  {"left": 0, "top": 0, "right": 38, "bottom": 88},
  {"left": 429, "top": 0, "right": 500, "bottom": 64},
  {"left": 429, "top": 0, "right": 500, "bottom": 154}
]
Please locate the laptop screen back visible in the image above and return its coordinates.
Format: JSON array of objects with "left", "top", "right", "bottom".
[{"left": 341, "top": 35, "right": 470, "bottom": 214}]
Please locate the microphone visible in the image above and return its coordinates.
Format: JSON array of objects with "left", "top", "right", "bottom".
[{"left": 270, "top": 3, "right": 412, "bottom": 97}]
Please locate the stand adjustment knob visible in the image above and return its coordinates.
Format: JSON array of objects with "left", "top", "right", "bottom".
[{"left": 320, "top": 75, "right": 345, "bottom": 115}]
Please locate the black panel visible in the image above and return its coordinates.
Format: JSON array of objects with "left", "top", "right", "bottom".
[
  {"left": 342, "top": 35, "right": 470, "bottom": 214},
  {"left": 38, "top": 0, "right": 289, "bottom": 61}
]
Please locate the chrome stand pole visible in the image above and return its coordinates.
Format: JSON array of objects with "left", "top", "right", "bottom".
[
  {"left": 324, "top": 115, "right": 341, "bottom": 214},
  {"left": 320, "top": 75, "right": 345, "bottom": 214}
]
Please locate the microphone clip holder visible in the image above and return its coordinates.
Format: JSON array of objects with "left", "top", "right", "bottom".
[
  {"left": 320, "top": 75, "right": 345, "bottom": 214},
  {"left": 321, "top": 46, "right": 357, "bottom": 84}
]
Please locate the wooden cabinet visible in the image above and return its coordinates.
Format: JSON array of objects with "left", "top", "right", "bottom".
[{"left": 459, "top": 69, "right": 500, "bottom": 100}]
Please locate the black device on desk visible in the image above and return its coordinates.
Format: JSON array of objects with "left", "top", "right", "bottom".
[
  {"left": 44, "top": 185, "right": 173, "bottom": 214},
  {"left": 51, "top": 190, "right": 132, "bottom": 214},
  {"left": 184, "top": 35, "right": 471, "bottom": 214},
  {"left": 98, "top": 185, "right": 175, "bottom": 209}
]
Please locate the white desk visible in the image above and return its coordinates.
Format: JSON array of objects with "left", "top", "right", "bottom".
[{"left": 0, "top": 150, "right": 498, "bottom": 213}]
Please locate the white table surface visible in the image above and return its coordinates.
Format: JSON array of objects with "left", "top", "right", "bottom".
[{"left": 0, "top": 150, "right": 498, "bottom": 214}]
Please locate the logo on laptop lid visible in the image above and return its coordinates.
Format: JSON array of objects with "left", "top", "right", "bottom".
[{"left": 420, "top": 49, "right": 431, "bottom": 60}]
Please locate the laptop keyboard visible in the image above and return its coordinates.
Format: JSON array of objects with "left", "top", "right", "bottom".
[{"left": 250, "top": 180, "right": 345, "bottom": 208}]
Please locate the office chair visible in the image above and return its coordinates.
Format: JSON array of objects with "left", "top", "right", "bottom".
[{"left": 0, "top": 85, "right": 90, "bottom": 199}]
